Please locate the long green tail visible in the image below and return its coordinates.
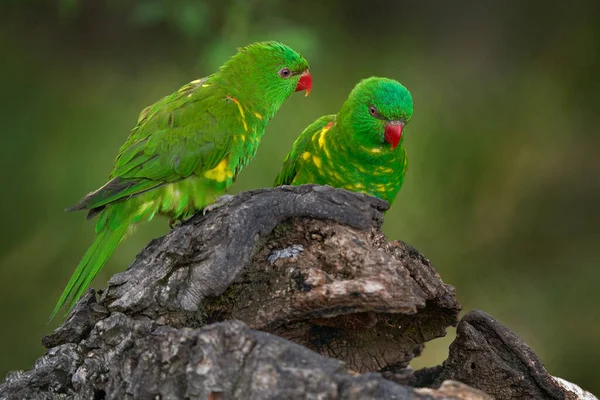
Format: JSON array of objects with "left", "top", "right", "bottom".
[{"left": 51, "top": 207, "right": 130, "bottom": 320}]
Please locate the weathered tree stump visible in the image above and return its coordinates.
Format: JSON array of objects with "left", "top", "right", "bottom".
[{"left": 0, "top": 185, "right": 594, "bottom": 400}]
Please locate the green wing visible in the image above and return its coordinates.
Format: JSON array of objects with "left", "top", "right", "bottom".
[
  {"left": 274, "top": 115, "right": 335, "bottom": 186},
  {"left": 68, "top": 78, "right": 237, "bottom": 214}
]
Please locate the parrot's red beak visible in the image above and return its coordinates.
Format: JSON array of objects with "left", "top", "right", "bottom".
[
  {"left": 295, "top": 70, "right": 312, "bottom": 96},
  {"left": 384, "top": 122, "right": 404, "bottom": 150}
]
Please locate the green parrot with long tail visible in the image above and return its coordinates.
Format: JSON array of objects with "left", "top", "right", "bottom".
[
  {"left": 52, "top": 41, "right": 312, "bottom": 318},
  {"left": 275, "top": 77, "right": 412, "bottom": 205}
]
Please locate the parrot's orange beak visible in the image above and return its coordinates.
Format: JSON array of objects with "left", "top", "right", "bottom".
[
  {"left": 384, "top": 121, "right": 404, "bottom": 150},
  {"left": 295, "top": 70, "right": 312, "bottom": 96}
]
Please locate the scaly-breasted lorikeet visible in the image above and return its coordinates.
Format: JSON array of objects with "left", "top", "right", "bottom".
[
  {"left": 52, "top": 41, "right": 312, "bottom": 318},
  {"left": 275, "top": 77, "right": 412, "bottom": 204}
]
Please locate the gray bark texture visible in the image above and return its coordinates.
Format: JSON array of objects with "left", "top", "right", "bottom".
[{"left": 0, "top": 185, "right": 593, "bottom": 400}]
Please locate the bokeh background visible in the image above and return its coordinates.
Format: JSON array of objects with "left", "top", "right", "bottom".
[{"left": 1, "top": 0, "right": 599, "bottom": 394}]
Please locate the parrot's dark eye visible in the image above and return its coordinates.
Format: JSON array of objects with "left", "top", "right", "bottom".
[
  {"left": 369, "top": 106, "right": 378, "bottom": 116},
  {"left": 279, "top": 68, "right": 292, "bottom": 78}
]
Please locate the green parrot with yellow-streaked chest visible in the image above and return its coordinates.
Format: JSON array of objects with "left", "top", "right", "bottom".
[
  {"left": 275, "top": 77, "right": 413, "bottom": 205},
  {"left": 52, "top": 41, "right": 312, "bottom": 318}
]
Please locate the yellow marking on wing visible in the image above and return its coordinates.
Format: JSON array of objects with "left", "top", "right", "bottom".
[
  {"left": 240, "top": 134, "right": 247, "bottom": 141},
  {"left": 368, "top": 147, "right": 382, "bottom": 154},
  {"left": 254, "top": 112, "right": 263, "bottom": 120},
  {"left": 312, "top": 155, "right": 322, "bottom": 168},
  {"left": 353, "top": 183, "right": 365, "bottom": 190},
  {"left": 302, "top": 152, "right": 312, "bottom": 160},
  {"left": 204, "top": 159, "right": 233, "bottom": 182},
  {"left": 202, "top": 84, "right": 210, "bottom": 87},
  {"left": 190, "top": 79, "right": 204, "bottom": 84},
  {"left": 227, "top": 96, "right": 248, "bottom": 132}
]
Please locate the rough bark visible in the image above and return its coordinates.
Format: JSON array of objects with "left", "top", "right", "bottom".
[
  {"left": 412, "top": 310, "right": 596, "bottom": 400},
  {"left": 0, "top": 185, "right": 593, "bottom": 399},
  {"left": 201, "top": 218, "right": 460, "bottom": 372},
  {"left": 47, "top": 185, "right": 461, "bottom": 373},
  {"left": 5, "top": 314, "right": 492, "bottom": 400}
]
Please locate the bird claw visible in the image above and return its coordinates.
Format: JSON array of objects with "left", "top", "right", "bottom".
[{"left": 202, "top": 194, "right": 235, "bottom": 215}]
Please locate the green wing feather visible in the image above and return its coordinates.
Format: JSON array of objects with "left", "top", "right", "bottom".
[
  {"left": 67, "top": 78, "right": 233, "bottom": 214},
  {"left": 274, "top": 115, "right": 335, "bottom": 186}
]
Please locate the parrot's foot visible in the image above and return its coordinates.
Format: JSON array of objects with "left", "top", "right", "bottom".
[
  {"left": 203, "top": 195, "right": 235, "bottom": 215},
  {"left": 169, "top": 218, "right": 181, "bottom": 229}
]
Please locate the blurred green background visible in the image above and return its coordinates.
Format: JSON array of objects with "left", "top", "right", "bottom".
[{"left": 1, "top": 0, "right": 599, "bottom": 394}]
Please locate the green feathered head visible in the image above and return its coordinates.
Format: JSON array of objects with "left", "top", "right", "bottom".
[
  {"left": 220, "top": 41, "right": 312, "bottom": 116},
  {"left": 339, "top": 77, "right": 413, "bottom": 151}
]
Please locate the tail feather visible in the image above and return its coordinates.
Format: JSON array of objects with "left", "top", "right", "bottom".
[
  {"left": 65, "top": 177, "right": 160, "bottom": 213},
  {"left": 86, "top": 206, "right": 106, "bottom": 220},
  {"left": 50, "top": 213, "right": 129, "bottom": 320},
  {"left": 65, "top": 177, "right": 165, "bottom": 219}
]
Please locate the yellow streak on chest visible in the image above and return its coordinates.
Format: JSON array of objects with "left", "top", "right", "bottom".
[
  {"left": 312, "top": 122, "right": 334, "bottom": 158},
  {"left": 375, "top": 183, "right": 388, "bottom": 193},
  {"left": 376, "top": 166, "right": 395, "bottom": 174},
  {"left": 312, "top": 155, "right": 322, "bottom": 168},
  {"left": 317, "top": 124, "right": 331, "bottom": 147},
  {"left": 204, "top": 159, "right": 233, "bottom": 182},
  {"left": 227, "top": 96, "right": 249, "bottom": 132},
  {"left": 301, "top": 151, "right": 322, "bottom": 169}
]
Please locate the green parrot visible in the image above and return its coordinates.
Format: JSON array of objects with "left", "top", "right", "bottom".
[
  {"left": 52, "top": 41, "right": 312, "bottom": 318},
  {"left": 274, "top": 77, "right": 412, "bottom": 205}
]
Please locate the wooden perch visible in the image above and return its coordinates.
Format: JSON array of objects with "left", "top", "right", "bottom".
[
  {"left": 48, "top": 184, "right": 461, "bottom": 373},
  {"left": 0, "top": 185, "right": 594, "bottom": 400}
]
